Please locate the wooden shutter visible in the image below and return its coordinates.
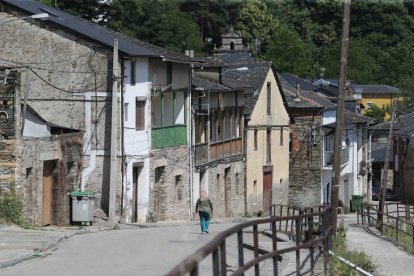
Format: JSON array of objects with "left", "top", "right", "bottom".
[{"left": 136, "top": 100, "right": 145, "bottom": 130}]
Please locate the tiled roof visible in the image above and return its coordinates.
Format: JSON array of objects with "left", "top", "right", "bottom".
[{"left": 2, "top": 0, "right": 208, "bottom": 64}]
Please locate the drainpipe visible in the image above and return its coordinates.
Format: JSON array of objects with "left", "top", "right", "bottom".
[{"left": 188, "top": 63, "right": 193, "bottom": 220}]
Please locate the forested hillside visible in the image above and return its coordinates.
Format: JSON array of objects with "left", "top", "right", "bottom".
[{"left": 40, "top": 0, "right": 414, "bottom": 100}]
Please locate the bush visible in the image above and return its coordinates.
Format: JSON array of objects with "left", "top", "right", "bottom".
[
  {"left": 0, "top": 181, "right": 25, "bottom": 226},
  {"left": 330, "top": 223, "right": 377, "bottom": 275}
]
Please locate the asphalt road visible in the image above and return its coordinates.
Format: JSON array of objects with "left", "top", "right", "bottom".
[{"left": 1, "top": 223, "right": 238, "bottom": 276}]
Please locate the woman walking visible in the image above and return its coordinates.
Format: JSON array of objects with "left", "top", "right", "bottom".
[{"left": 195, "top": 190, "right": 213, "bottom": 234}]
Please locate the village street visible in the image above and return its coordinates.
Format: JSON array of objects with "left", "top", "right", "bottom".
[{"left": 1, "top": 222, "right": 240, "bottom": 276}]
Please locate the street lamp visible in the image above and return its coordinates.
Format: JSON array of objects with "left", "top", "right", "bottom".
[{"left": 0, "top": 13, "right": 49, "bottom": 26}]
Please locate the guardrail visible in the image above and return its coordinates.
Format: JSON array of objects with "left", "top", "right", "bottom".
[
  {"left": 167, "top": 205, "right": 333, "bottom": 276},
  {"left": 358, "top": 203, "right": 414, "bottom": 247}
]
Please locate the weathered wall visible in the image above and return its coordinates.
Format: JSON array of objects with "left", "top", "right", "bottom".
[
  {"left": 14, "top": 133, "right": 83, "bottom": 226},
  {"left": 288, "top": 116, "right": 322, "bottom": 207},
  {"left": 246, "top": 69, "right": 290, "bottom": 215},
  {"left": 0, "top": 11, "right": 118, "bottom": 218},
  {"left": 149, "top": 146, "right": 191, "bottom": 221},
  {"left": 206, "top": 159, "right": 245, "bottom": 218}
]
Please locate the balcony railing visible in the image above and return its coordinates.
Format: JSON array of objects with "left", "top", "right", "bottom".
[
  {"left": 324, "top": 147, "right": 350, "bottom": 167},
  {"left": 151, "top": 125, "right": 186, "bottom": 149},
  {"left": 193, "top": 137, "right": 243, "bottom": 165}
]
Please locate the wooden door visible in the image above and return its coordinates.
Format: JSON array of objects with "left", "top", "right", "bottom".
[
  {"left": 132, "top": 167, "right": 139, "bottom": 223},
  {"left": 263, "top": 171, "right": 272, "bottom": 215},
  {"left": 42, "top": 161, "right": 55, "bottom": 226}
]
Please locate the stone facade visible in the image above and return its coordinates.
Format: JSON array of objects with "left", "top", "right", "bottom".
[
  {"left": 14, "top": 133, "right": 83, "bottom": 226},
  {"left": 0, "top": 11, "right": 119, "bottom": 220},
  {"left": 203, "top": 158, "right": 245, "bottom": 218},
  {"left": 149, "top": 146, "right": 191, "bottom": 221},
  {"left": 288, "top": 116, "right": 322, "bottom": 207}
]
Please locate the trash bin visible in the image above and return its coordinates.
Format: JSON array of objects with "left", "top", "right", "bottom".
[
  {"left": 70, "top": 192, "right": 95, "bottom": 225},
  {"left": 350, "top": 195, "right": 364, "bottom": 212}
]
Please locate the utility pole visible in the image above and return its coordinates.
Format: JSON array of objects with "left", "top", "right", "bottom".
[
  {"left": 109, "top": 39, "right": 119, "bottom": 222},
  {"left": 331, "top": 0, "right": 351, "bottom": 236},
  {"left": 378, "top": 98, "right": 398, "bottom": 232}
]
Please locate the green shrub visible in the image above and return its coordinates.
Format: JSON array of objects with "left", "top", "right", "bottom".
[
  {"left": 330, "top": 223, "right": 377, "bottom": 275},
  {"left": 0, "top": 181, "right": 25, "bottom": 226}
]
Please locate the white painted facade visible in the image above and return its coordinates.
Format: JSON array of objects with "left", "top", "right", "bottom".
[{"left": 321, "top": 109, "right": 370, "bottom": 208}]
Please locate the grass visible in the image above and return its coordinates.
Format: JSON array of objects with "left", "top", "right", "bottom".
[
  {"left": 330, "top": 223, "right": 377, "bottom": 275},
  {"left": 0, "top": 181, "right": 29, "bottom": 228},
  {"left": 382, "top": 220, "right": 414, "bottom": 254}
]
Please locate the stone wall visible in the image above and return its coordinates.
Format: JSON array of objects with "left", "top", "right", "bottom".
[
  {"left": 149, "top": 146, "right": 191, "bottom": 221},
  {"left": 288, "top": 116, "right": 322, "bottom": 207},
  {"left": 198, "top": 157, "right": 245, "bottom": 218},
  {"left": 14, "top": 133, "right": 83, "bottom": 226},
  {"left": 0, "top": 11, "right": 117, "bottom": 219}
]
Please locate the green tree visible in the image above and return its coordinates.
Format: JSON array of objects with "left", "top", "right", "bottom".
[
  {"left": 265, "top": 24, "right": 315, "bottom": 76},
  {"left": 156, "top": 10, "right": 203, "bottom": 53},
  {"left": 40, "top": 0, "right": 110, "bottom": 23},
  {"left": 236, "top": 0, "right": 278, "bottom": 55},
  {"left": 365, "top": 104, "right": 388, "bottom": 123}
]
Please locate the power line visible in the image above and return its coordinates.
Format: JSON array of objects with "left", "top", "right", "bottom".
[{"left": 28, "top": 67, "right": 109, "bottom": 93}]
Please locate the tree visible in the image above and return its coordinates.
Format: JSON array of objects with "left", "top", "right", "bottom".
[
  {"left": 365, "top": 104, "right": 388, "bottom": 123},
  {"left": 40, "top": 0, "right": 110, "bottom": 24},
  {"left": 156, "top": 10, "right": 203, "bottom": 53},
  {"left": 235, "top": 0, "right": 278, "bottom": 55},
  {"left": 265, "top": 24, "right": 315, "bottom": 76}
]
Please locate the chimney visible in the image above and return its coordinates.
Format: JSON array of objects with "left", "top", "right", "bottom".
[
  {"left": 294, "top": 82, "right": 301, "bottom": 101},
  {"left": 184, "top": 50, "right": 194, "bottom": 58}
]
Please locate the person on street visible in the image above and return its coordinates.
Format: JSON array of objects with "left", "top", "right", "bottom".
[{"left": 195, "top": 190, "right": 213, "bottom": 234}]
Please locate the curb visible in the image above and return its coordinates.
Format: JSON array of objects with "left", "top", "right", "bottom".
[{"left": 0, "top": 227, "right": 113, "bottom": 269}]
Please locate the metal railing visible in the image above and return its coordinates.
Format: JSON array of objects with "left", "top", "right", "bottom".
[
  {"left": 358, "top": 203, "right": 414, "bottom": 248},
  {"left": 167, "top": 205, "right": 333, "bottom": 276}
]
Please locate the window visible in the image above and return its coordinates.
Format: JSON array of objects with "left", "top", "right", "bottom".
[
  {"left": 124, "top": 103, "right": 129, "bottom": 122},
  {"left": 280, "top": 128, "right": 284, "bottom": 146},
  {"left": 267, "top": 82, "right": 271, "bottom": 115},
  {"left": 136, "top": 99, "right": 145, "bottom": 130},
  {"left": 254, "top": 129, "right": 258, "bottom": 151},
  {"left": 130, "top": 60, "right": 136, "bottom": 86},
  {"left": 267, "top": 128, "right": 271, "bottom": 163}
]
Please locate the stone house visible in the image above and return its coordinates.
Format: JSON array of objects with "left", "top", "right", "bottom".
[
  {"left": 191, "top": 72, "right": 245, "bottom": 218},
  {"left": 214, "top": 31, "right": 291, "bottom": 216},
  {"left": 0, "top": 66, "right": 83, "bottom": 226},
  {"left": 280, "top": 73, "right": 373, "bottom": 209},
  {"left": 1, "top": 0, "right": 206, "bottom": 224},
  {"left": 278, "top": 73, "right": 334, "bottom": 207}
]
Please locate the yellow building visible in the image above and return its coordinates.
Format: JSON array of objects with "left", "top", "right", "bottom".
[{"left": 352, "top": 85, "right": 400, "bottom": 113}]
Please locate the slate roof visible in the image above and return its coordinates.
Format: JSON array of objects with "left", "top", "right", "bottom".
[
  {"left": 279, "top": 73, "right": 319, "bottom": 91},
  {"left": 214, "top": 52, "right": 256, "bottom": 65},
  {"left": 372, "top": 112, "right": 414, "bottom": 130},
  {"left": 393, "top": 113, "right": 414, "bottom": 139},
  {"left": 1, "top": 0, "right": 207, "bottom": 64},
  {"left": 323, "top": 110, "right": 374, "bottom": 130},
  {"left": 221, "top": 61, "right": 269, "bottom": 117},
  {"left": 352, "top": 84, "right": 400, "bottom": 94},
  {"left": 278, "top": 73, "right": 334, "bottom": 109},
  {"left": 282, "top": 87, "right": 335, "bottom": 109},
  {"left": 191, "top": 76, "right": 233, "bottom": 92}
]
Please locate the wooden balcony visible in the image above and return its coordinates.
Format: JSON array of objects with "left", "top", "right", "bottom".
[
  {"left": 151, "top": 125, "right": 187, "bottom": 149},
  {"left": 194, "top": 138, "right": 243, "bottom": 165}
]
